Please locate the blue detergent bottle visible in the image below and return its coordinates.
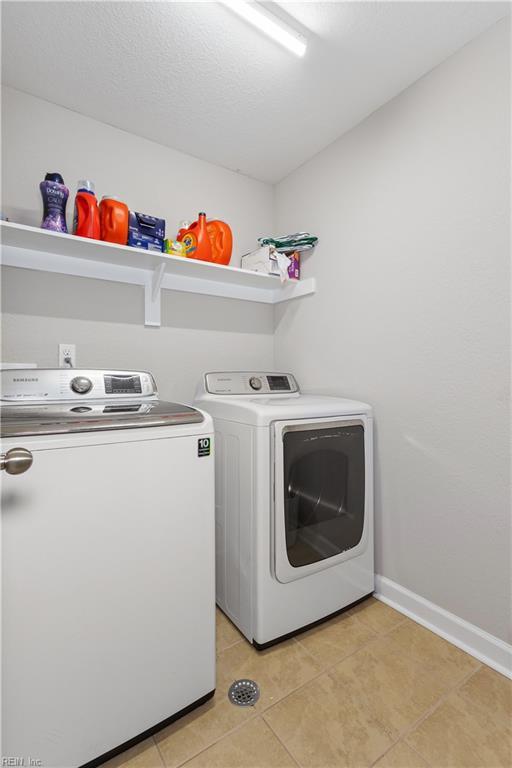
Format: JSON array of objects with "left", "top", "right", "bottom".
[{"left": 40, "top": 172, "right": 69, "bottom": 233}]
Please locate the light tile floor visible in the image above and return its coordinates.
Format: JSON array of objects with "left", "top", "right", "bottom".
[{"left": 105, "top": 599, "right": 511, "bottom": 768}]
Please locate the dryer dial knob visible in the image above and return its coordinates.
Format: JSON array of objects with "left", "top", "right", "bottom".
[
  {"left": 70, "top": 376, "right": 93, "bottom": 395},
  {"left": 249, "top": 376, "right": 263, "bottom": 391}
]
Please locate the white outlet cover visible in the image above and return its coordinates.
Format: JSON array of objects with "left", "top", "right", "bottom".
[{"left": 59, "top": 344, "right": 76, "bottom": 368}]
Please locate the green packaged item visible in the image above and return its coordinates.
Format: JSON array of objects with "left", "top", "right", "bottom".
[
  {"left": 164, "top": 238, "right": 187, "bottom": 257},
  {"left": 258, "top": 231, "right": 318, "bottom": 253}
]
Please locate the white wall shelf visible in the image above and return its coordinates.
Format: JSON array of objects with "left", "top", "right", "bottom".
[{"left": 0, "top": 221, "right": 315, "bottom": 326}]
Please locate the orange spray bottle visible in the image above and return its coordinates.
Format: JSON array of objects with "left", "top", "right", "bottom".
[{"left": 177, "top": 212, "right": 213, "bottom": 261}]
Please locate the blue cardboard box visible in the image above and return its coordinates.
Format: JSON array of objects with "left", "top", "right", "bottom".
[
  {"left": 128, "top": 211, "right": 165, "bottom": 241},
  {"left": 128, "top": 231, "right": 164, "bottom": 253}
]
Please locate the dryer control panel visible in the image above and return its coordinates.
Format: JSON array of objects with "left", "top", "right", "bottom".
[{"left": 204, "top": 372, "right": 299, "bottom": 395}]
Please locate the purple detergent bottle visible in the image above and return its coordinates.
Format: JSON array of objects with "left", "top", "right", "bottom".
[{"left": 40, "top": 172, "right": 69, "bottom": 233}]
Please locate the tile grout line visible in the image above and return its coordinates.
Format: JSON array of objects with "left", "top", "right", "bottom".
[
  {"left": 293, "top": 612, "right": 409, "bottom": 668},
  {"left": 152, "top": 735, "right": 168, "bottom": 768},
  {"left": 170, "top": 711, "right": 261, "bottom": 768},
  {"left": 350, "top": 611, "right": 411, "bottom": 636},
  {"left": 400, "top": 663, "right": 484, "bottom": 749},
  {"left": 367, "top": 736, "right": 429, "bottom": 768},
  {"left": 291, "top": 634, "right": 319, "bottom": 664},
  {"left": 367, "top": 662, "right": 483, "bottom": 768},
  {"left": 259, "top": 617, "right": 483, "bottom": 767},
  {"left": 263, "top": 712, "right": 302, "bottom": 767},
  {"left": 216, "top": 637, "right": 244, "bottom": 654},
  {"left": 406, "top": 740, "right": 434, "bottom": 767},
  {"left": 261, "top": 615, "right": 410, "bottom": 720}
]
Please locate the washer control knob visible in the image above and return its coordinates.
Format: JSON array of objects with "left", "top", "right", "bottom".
[
  {"left": 249, "top": 376, "right": 263, "bottom": 391},
  {"left": 70, "top": 376, "right": 93, "bottom": 395}
]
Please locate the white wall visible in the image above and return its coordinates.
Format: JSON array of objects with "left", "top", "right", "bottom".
[
  {"left": 1, "top": 268, "right": 274, "bottom": 403},
  {"left": 1, "top": 87, "right": 275, "bottom": 402},
  {"left": 274, "top": 20, "right": 511, "bottom": 643},
  {"left": 1, "top": 22, "right": 510, "bottom": 644},
  {"left": 1, "top": 86, "right": 272, "bottom": 262}
]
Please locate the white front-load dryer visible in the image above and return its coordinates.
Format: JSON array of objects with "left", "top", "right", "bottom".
[{"left": 195, "top": 371, "right": 374, "bottom": 648}]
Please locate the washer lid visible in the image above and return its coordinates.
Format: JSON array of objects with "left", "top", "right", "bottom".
[
  {"left": 194, "top": 393, "right": 372, "bottom": 427},
  {"left": 0, "top": 400, "right": 204, "bottom": 437}
]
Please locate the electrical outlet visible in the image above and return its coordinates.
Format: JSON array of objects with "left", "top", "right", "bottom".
[{"left": 59, "top": 343, "right": 76, "bottom": 368}]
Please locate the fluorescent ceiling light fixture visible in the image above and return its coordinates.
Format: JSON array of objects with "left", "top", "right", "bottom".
[{"left": 220, "top": 1, "right": 307, "bottom": 57}]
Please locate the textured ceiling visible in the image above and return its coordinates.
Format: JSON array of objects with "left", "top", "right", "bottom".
[{"left": 1, "top": 1, "right": 508, "bottom": 183}]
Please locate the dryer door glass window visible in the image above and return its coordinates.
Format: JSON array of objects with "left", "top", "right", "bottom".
[{"left": 283, "top": 425, "right": 365, "bottom": 568}]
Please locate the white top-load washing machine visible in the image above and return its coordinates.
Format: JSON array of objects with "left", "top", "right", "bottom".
[
  {"left": 195, "top": 371, "right": 374, "bottom": 648},
  {"left": 1, "top": 369, "right": 215, "bottom": 768}
]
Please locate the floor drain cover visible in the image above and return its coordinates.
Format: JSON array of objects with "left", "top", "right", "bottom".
[{"left": 228, "top": 679, "right": 260, "bottom": 707}]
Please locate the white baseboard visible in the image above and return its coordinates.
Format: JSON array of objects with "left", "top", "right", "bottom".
[{"left": 374, "top": 575, "right": 512, "bottom": 679}]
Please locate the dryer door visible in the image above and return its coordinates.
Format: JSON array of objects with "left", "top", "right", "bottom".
[{"left": 273, "top": 417, "right": 370, "bottom": 583}]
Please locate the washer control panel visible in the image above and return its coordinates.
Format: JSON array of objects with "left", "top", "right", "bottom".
[
  {"left": 1, "top": 369, "right": 157, "bottom": 402},
  {"left": 205, "top": 372, "right": 299, "bottom": 395}
]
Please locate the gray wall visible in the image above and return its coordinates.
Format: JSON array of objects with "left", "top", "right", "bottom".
[
  {"left": 1, "top": 87, "right": 275, "bottom": 401},
  {"left": 273, "top": 20, "right": 511, "bottom": 642}
]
